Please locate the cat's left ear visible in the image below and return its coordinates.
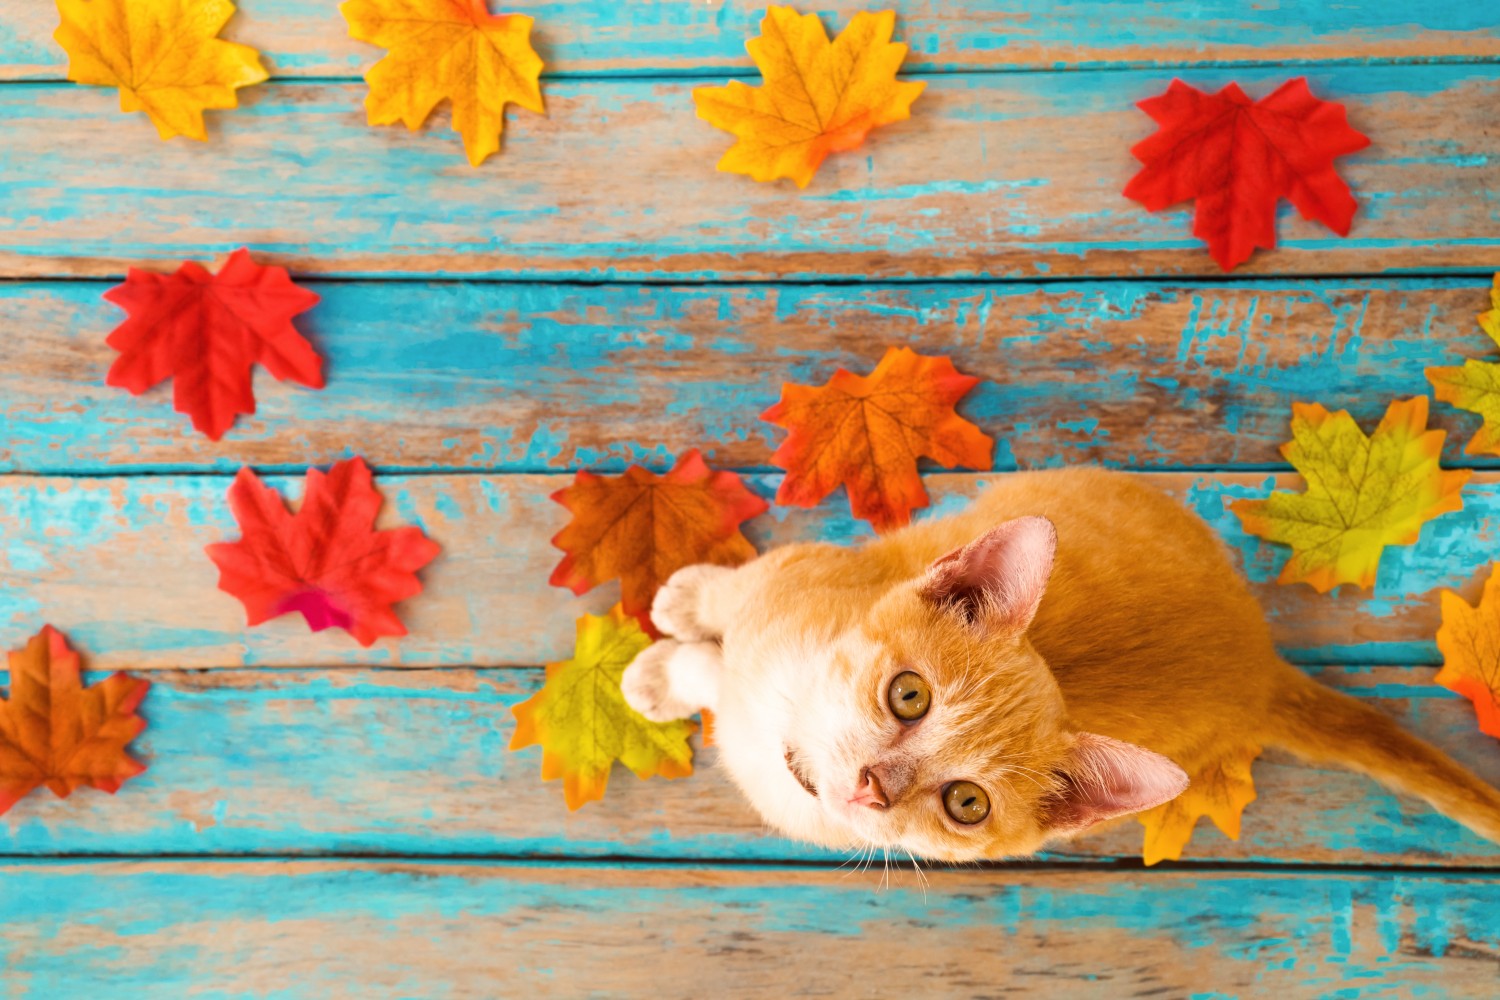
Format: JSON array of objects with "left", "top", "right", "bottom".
[
  {"left": 918, "top": 516, "right": 1056, "bottom": 634},
  {"left": 1038, "top": 732, "right": 1189, "bottom": 837}
]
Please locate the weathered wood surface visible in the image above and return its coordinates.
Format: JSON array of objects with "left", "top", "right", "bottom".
[
  {"left": 2, "top": 471, "right": 1492, "bottom": 669},
  {"left": 1, "top": 665, "right": 1497, "bottom": 867},
  {"left": 2, "top": 67, "right": 1497, "bottom": 281},
  {"left": 5, "top": 0, "right": 1497, "bottom": 80},
  {"left": 5, "top": 861, "right": 1500, "bottom": 998},
  {"left": 5, "top": 277, "right": 1498, "bottom": 476}
]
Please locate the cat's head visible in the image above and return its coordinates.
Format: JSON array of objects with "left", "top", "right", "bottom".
[{"left": 779, "top": 516, "right": 1188, "bottom": 861}]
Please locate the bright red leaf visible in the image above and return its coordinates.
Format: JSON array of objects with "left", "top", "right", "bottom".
[
  {"left": 762, "top": 347, "right": 993, "bottom": 531},
  {"left": 1123, "top": 78, "right": 1370, "bottom": 271},
  {"left": 0, "top": 625, "right": 150, "bottom": 815},
  {"left": 206, "top": 458, "right": 440, "bottom": 647},
  {"left": 550, "top": 450, "right": 768, "bottom": 631},
  {"left": 105, "top": 247, "right": 323, "bottom": 440}
]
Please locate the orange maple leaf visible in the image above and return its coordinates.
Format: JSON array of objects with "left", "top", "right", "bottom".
[
  {"left": 694, "top": 6, "right": 925, "bottom": 187},
  {"left": 341, "top": 0, "right": 545, "bottom": 166},
  {"left": 549, "top": 450, "right": 768, "bottom": 631},
  {"left": 0, "top": 626, "right": 150, "bottom": 815},
  {"left": 1138, "top": 745, "right": 1261, "bottom": 865},
  {"left": 1436, "top": 563, "right": 1500, "bottom": 739},
  {"left": 762, "top": 347, "right": 993, "bottom": 531}
]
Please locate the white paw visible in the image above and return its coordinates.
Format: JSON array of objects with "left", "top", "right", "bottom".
[
  {"left": 621, "top": 640, "right": 699, "bottom": 722},
  {"left": 652, "top": 564, "right": 731, "bottom": 641}
]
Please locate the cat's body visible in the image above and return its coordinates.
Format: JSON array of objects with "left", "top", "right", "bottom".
[{"left": 623, "top": 467, "right": 1500, "bottom": 861}]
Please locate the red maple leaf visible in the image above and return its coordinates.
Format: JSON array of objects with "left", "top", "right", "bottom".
[
  {"left": 0, "top": 625, "right": 149, "bottom": 815},
  {"left": 206, "top": 458, "right": 441, "bottom": 647},
  {"left": 549, "top": 450, "right": 768, "bottom": 631},
  {"left": 105, "top": 247, "right": 323, "bottom": 440},
  {"left": 1123, "top": 78, "right": 1371, "bottom": 271},
  {"left": 762, "top": 347, "right": 993, "bottom": 531}
]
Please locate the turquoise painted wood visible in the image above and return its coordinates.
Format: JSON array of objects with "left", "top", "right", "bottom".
[
  {"left": 3, "top": 472, "right": 1496, "bottom": 670},
  {"left": 0, "top": 67, "right": 1496, "bottom": 281},
  {"left": 4, "top": 862, "right": 1500, "bottom": 997},
  {"left": 4, "top": 277, "right": 1498, "bottom": 476},
  {"left": 0, "top": 665, "right": 1496, "bottom": 867},
  {"left": 5, "top": 0, "right": 1497, "bottom": 80}
]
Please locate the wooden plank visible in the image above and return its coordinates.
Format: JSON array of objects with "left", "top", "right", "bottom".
[
  {"left": 2, "top": 471, "right": 1492, "bottom": 669},
  {"left": 1, "top": 67, "right": 1496, "bottom": 281},
  {"left": 5, "top": 277, "right": 1498, "bottom": 476},
  {"left": 4, "top": 1, "right": 1496, "bottom": 80},
  {"left": 4, "top": 861, "right": 1500, "bottom": 997},
  {"left": 1, "top": 665, "right": 1497, "bottom": 867}
]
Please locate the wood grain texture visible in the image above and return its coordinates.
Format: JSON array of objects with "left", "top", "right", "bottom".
[
  {"left": 5, "top": 277, "right": 1498, "bottom": 475},
  {"left": 1, "top": 665, "right": 1497, "bottom": 867},
  {"left": 1, "top": 471, "right": 1492, "bottom": 670},
  {"left": 1, "top": 67, "right": 1496, "bottom": 281},
  {"left": 5, "top": 861, "right": 1500, "bottom": 998},
  {"left": 5, "top": 0, "right": 1496, "bottom": 80}
]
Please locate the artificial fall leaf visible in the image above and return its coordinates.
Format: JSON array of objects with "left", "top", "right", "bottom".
[
  {"left": 1427, "top": 275, "right": 1500, "bottom": 455},
  {"left": 54, "top": 0, "right": 268, "bottom": 141},
  {"left": 1435, "top": 563, "right": 1500, "bottom": 739},
  {"left": 1123, "top": 78, "right": 1370, "bottom": 271},
  {"left": 510, "top": 605, "right": 696, "bottom": 810},
  {"left": 694, "top": 6, "right": 925, "bottom": 187},
  {"left": 206, "top": 458, "right": 441, "bottom": 647},
  {"left": 340, "top": 0, "right": 545, "bottom": 166},
  {"left": 1231, "top": 397, "right": 1470, "bottom": 593},
  {"left": 550, "top": 450, "right": 768, "bottom": 631},
  {"left": 104, "top": 248, "right": 323, "bottom": 441},
  {"left": 1138, "top": 745, "right": 1261, "bottom": 866},
  {"left": 0, "top": 626, "right": 149, "bottom": 815},
  {"left": 762, "top": 347, "right": 993, "bottom": 532}
]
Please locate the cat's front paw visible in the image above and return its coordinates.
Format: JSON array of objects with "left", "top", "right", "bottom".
[
  {"left": 652, "top": 564, "right": 731, "bottom": 641},
  {"left": 621, "top": 640, "right": 700, "bottom": 722}
]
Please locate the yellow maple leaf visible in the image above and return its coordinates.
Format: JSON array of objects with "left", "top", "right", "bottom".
[
  {"left": 510, "top": 604, "right": 696, "bottom": 810},
  {"left": 340, "top": 0, "right": 545, "bottom": 166},
  {"left": 1427, "top": 274, "right": 1500, "bottom": 455},
  {"left": 694, "top": 6, "right": 925, "bottom": 188},
  {"left": 1138, "top": 745, "right": 1261, "bottom": 866},
  {"left": 53, "top": 0, "right": 267, "bottom": 141},
  {"left": 1435, "top": 563, "right": 1500, "bottom": 739},
  {"left": 1231, "top": 397, "right": 1470, "bottom": 593}
]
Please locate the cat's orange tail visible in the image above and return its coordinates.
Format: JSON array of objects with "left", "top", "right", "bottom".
[{"left": 1264, "top": 667, "right": 1500, "bottom": 846}]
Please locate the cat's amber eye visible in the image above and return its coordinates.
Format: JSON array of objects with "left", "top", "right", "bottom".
[
  {"left": 887, "top": 671, "right": 931, "bottom": 722},
  {"left": 943, "top": 781, "right": 990, "bottom": 824}
]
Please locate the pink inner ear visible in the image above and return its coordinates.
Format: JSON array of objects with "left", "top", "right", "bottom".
[
  {"left": 275, "top": 589, "right": 354, "bottom": 634},
  {"left": 918, "top": 516, "right": 1057, "bottom": 631},
  {"left": 1043, "top": 733, "right": 1190, "bottom": 835}
]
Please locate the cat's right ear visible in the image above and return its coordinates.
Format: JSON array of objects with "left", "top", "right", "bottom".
[{"left": 917, "top": 516, "right": 1057, "bottom": 634}]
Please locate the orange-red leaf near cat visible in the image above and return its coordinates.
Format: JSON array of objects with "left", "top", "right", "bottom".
[
  {"left": 550, "top": 450, "right": 767, "bottom": 632},
  {"left": 1436, "top": 564, "right": 1500, "bottom": 739},
  {"left": 206, "top": 458, "right": 441, "bottom": 647},
  {"left": 763, "top": 347, "right": 993, "bottom": 531},
  {"left": 0, "top": 626, "right": 150, "bottom": 815}
]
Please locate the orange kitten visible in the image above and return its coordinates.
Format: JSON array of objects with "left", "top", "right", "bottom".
[{"left": 622, "top": 467, "right": 1500, "bottom": 861}]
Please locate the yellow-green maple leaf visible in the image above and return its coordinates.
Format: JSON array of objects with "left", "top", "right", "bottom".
[
  {"left": 340, "top": 0, "right": 545, "bottom": 166},
  {"left": 1138, "top": 745, "right": 1260, "bottom": 866},
  {"left": 1231, "top": 397, "right": 1470, "bottom": 593},
  {"left": 1427, "top": 274, "right": 1500, "bottom": 455},
  {"left": 694, "top": 6, "right": 925, "bottom": 188},
  {"left": 54, "top": 0, "right": 268, "bottom": 141},
  {"left": 510, "top": 605, "right": 695, "bottom": 809}
]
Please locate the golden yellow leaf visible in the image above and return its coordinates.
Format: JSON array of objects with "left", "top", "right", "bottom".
[
  {"left": 509, "top": 605, "right": 696, "bottom": 810},
  {"left": 54, "top": 0, "right": 267, "bottom": 141},
  {"left": 1231, "top": 397, "right": 1470, "bottom": 593},
  {"left": 1427, "top": 274, "right": 1500, "bottom": 455},
  {"left": 694, "top": 6, "right": 925, "bottom": 187},
  {"left": 1138, "top": 745, "right": 1261, "bottom": 866},
  {"left": 340, "top": 0, "right": 545, "bottom": 166}
]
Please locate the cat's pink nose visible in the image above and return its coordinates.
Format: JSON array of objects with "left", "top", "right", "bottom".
[{"left": 849, "top": 767, "right": 889, "bottom": 809}]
